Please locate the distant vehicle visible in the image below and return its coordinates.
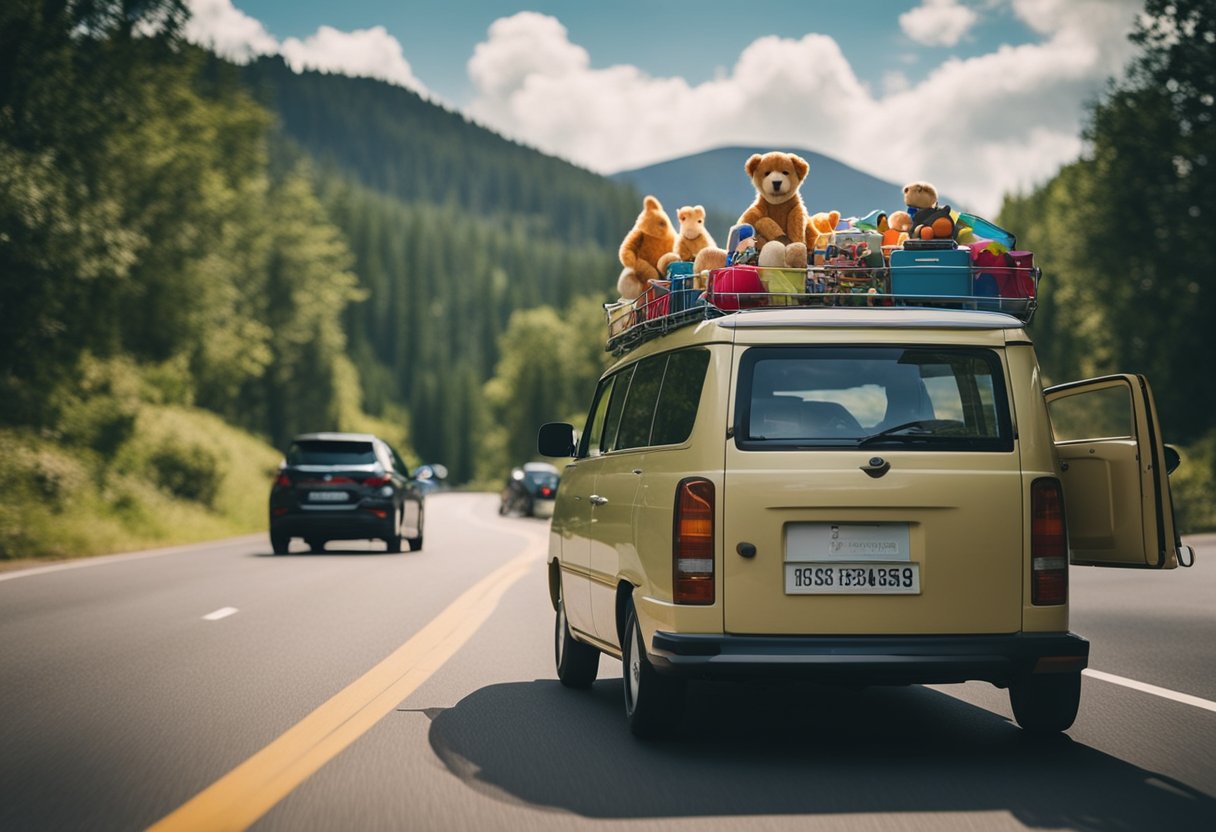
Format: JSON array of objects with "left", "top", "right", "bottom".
[
  {"left": 412, "top": 463, "right": 449, "bottom": 494},
  {"left": 269, "top": 432, "right": 424, "bottom": 554},
  {"left": 499, "top": 462, "right": 560, "bottom": 518}
]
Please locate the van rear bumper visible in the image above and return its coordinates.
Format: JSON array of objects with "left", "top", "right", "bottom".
[{"left": 648, "top": 632, "right": 1089, "bottom": 686}]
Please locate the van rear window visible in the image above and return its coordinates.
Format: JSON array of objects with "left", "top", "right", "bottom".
[{"left": 736, "top": 347, "right": 1013, "bottom": 452}]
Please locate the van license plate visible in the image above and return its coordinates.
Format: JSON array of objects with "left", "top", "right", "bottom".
[{"left": 785, "top": 563, "right": 920, "bottom": 594}]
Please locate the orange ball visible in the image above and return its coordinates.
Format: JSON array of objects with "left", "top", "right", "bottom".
[
  {"left": 932, "top": 217, "right": 953, "bottom": 238},
  {"left": 919, "top": 226, "right": 934, "bottom": 240}
]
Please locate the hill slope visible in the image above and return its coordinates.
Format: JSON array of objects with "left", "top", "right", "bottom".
[{"left": 240, "top": 58, "right": 638, "bottom": 247}]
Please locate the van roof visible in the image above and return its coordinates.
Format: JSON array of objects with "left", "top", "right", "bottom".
[{"left": 716, "top": 308, "right": 1027, "bottom": 331}]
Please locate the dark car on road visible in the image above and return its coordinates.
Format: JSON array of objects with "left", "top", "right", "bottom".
[
  {"left": 499, "top": 462, "right": 560, "bottom": 518},
  {"left": 269, "top": 432, "right": 424, "bottom": 554}
]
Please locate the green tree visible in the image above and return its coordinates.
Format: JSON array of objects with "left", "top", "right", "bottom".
[{"left": 1005, "top": 0, "right": 1214, "bottom": 441}]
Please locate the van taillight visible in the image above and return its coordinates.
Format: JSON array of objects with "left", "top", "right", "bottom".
[
  {"left": 673, "top": 478, "right": 714, "bottom": 605},
  {"left": 1031, "top": 478, "right": 1068, "bottom": 605},
  {"left": 274, "top": 473, "right": 290, "bottom": 488}
]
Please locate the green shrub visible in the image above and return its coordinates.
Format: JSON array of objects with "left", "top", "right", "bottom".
[
  {"left": 1171, "top": 431, "right": 1216, "bottom": 534},
  {"left": 148, "top": 440, "right": 223, "bottom": 507}
]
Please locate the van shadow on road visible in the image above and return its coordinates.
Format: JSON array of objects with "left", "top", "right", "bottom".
[{"left": 423, "top": 678, "right": 1213, "bottom": 830}]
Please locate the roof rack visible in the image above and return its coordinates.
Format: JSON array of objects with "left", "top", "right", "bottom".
[{"left": 604, "top": 262, "right": 1040, "bottom": 355}]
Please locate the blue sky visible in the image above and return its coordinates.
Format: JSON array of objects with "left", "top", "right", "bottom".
[
  {"left": 186, "top": 1, "right": 1145, "bottom": 214},
  {"left": 228, "top": 0, "right": 1043, "bottom": 106}
]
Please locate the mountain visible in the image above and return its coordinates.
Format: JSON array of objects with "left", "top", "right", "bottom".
[
  {"left": 239, "top": 57, "right": 639, "bottom": 247},
  {"left": 611, "top": 146, "right": 909, "bottom": 237}
]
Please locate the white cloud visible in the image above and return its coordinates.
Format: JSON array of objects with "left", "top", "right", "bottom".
[
  {"left": 184, "top": 0, "right": 427, "bottom": 94},
  {"left": 280, "top": 26, "right": 424, "bottom": 92},
  {"left": 466, "top": 7, "right": 1142, "bottom": 215},
  {"left": 900, "top": 0, "right": 979, "bottom": 48},
  {"left": 184, "top": 0, "right": 277, "bottom": 61}
]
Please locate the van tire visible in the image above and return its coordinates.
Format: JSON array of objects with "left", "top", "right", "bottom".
[
  {"left": 1009, "top": 672, "right": 1081, "bottom": 735},
  {"left": 622, "top": 602, "right": 685, "bottom": 739},
  {"left": 555, "top": 583, "right": 598, "bottom": 688}
]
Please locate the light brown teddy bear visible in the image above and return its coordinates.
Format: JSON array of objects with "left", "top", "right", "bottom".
[
  {"left": 657, "top": 204, "right": 717, "bottom": 275},
  {"left": 739, "top": 152, "right": 810, "bottom": 266},
  {"left": 617, "top": 195, "right": 677, "bottom": 301},
  {"left": 807, "top": 210, "right": 842, "bottom": 250}
]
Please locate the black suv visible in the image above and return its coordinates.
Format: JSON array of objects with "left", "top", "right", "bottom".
[{"left": 269, "top": 433, "right": 424, "bottom": 554}]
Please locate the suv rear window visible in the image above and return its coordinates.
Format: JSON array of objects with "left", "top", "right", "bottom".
[
  {"left": 736, "top": 347, "right": 1013, "bottom": 452},
  {"left": 287, "top": 440, "right": 377, "bottom": 466}
]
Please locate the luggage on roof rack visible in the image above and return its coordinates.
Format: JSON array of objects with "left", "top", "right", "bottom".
[{"left": 603, "top": 255, "right": 1040, "bottom": 354}]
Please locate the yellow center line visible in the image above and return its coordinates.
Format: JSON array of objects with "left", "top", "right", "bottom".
[{"left": 150, "top": 547, "right": 539, "bottom": 832}]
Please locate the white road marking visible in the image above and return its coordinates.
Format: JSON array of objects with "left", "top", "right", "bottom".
[
  {"left": 202, "top": 607, "right": 239, "bottom": 621},
  {"left": 0, "top": 534, "right": 265, "bottom": 583},
  {"left": 1085, "top": 669, "right": 1216, "bottom": 715}
]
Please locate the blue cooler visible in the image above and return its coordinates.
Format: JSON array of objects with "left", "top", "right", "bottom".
[
  {"left": 890, "top": 248, "right": 972, "bottom": 298},
  {"left": 666, "top": 261, "right": 696, "bottom": 312}
]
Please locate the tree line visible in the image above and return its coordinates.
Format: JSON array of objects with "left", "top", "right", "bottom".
[
  {"left": 0, "top": 1, "right": 634, "bottom": 486},
  {"left": 999, "top": 0, "right": 1215, "bottom": 527}
]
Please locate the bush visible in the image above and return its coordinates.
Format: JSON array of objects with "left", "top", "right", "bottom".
[
  {"left": 1171, "top": 431, "right": 1216, "bottom": 534},
  {"left": 148, "top": 440, "right": 223, "bottom": 507}
]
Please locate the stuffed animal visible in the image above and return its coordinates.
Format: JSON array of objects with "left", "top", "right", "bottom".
[
  {"left": 692, "top": 246, "right": 728, "bottom": 289},
  {"left": 618, "top": 195, "right": 677, "bottom": 301},
  {"left": 911, "top": 205, "right": 955, "bottom": 240},
  {"left": 758, "top": 240, "right": 808, "bottom": 269},
  {"left": 884, "top": 210, "right": 912, "bottom": 254},
  {"left": 657, "top": 205, "right": 717, "bottom": 275},
  {"left": 738, "top": 151, "right": 810, "bottom": 267},
  {"left": 903, "top": 181, "right": 939, "bottom": 224},
  {"left": 807, "top": 210, "right": 842, "bottom": 250}
]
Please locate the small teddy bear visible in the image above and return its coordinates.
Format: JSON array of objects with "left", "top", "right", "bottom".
[
  {"left": 657, "top": 204, "right": 717, "bottom": 276},
  {"left": 617, "top": 195, "right": 677, "bottom": 301}
]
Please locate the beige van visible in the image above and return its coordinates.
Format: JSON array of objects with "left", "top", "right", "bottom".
[{"left": 538, "top": 304, "right": 1193, "bottom": 738}]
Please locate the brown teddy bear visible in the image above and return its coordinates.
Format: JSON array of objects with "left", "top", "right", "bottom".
[
  {"left": 657, "top": 204, "right": 717, "bottom": 276},
  {"left": 902, "top": 180, "right": 955, "bottom": 241},
  {"left": 739, "top": 151, "right": 810, "bottom": 266},
  {"left": 618, "top": 195, "right": 677, "bottom": 300},
  {"left": 806, "top": 210, "right": 841, "bottom": 250},
  {"left": 902, "top": 181, "right": 938, "bottom": 223}
]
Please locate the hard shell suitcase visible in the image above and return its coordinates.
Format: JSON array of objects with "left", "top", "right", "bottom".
[{"left": 890, "top": 248, "right": 972, "bottom": 297}]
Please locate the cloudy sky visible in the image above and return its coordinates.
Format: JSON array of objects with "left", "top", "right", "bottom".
[{"left": 185, "top": 0, "right": 1145, "bottom": 215}]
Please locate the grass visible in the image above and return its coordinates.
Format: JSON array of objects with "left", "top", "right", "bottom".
[{"left": 0, "top": 404, "right": 281, "bottom": 562}]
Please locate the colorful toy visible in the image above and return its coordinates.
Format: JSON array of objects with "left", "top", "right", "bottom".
[{"left": 883, "top": 210, "right": 912, "bottom": 255}]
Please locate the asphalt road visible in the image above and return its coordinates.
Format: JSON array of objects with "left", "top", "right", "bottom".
[{"left": 1, "top": 492, "right": 1214, "bottom": 831}]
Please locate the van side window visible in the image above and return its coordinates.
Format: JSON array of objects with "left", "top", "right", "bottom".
[
  {"left": 1047, "top": 384, "right": 1132, "bottom": 441},
  {"left": 651, "top": 349, "right": 711, "bottom": 446},
  {"left": 601, "top": 364, "right": 634, "bottom": 453},
  {"left": 578, "top": 375, "right": 616, "bottom": 458},
  {"left": 615, "top": 356, "right": 666, "bottom": 450}
]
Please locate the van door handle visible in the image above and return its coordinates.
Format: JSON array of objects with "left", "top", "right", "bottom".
[{"left": 589, "top": 495, "right": 609, "bottom": 506}]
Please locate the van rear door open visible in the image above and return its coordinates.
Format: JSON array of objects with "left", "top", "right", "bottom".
[{"left": 1045, "top": 374, "right": 1185, "bottom": 569}]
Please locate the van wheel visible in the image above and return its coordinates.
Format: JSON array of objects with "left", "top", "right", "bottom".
[
  {"left": 271, "top": 533, "right": 289, "bottom": 555},
  {"left": 622, "top": 602, "right": 685, "bottom": 739},
  {"left": 1010, "top": 672, "right": 1081, "bottom": 735},
  {"left": 555, "top": 582, "right": 598, "bottom": 688},
  {"left": 307, "top": 539, "right": 324, "bottom": 553}
]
